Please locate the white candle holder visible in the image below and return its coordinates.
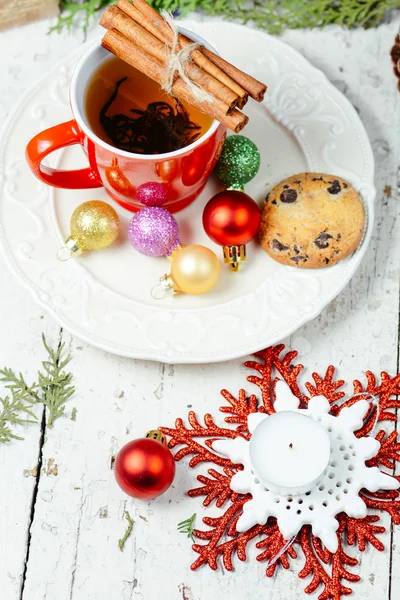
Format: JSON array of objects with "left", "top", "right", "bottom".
[
  {"left": 213, "top": 381, "right": 398, "bottom": 553},
  {"left": 249, "top": 410, "right": 331, "bottom": 496}
]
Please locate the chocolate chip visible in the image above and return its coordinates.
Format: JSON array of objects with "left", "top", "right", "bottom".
[
  {"left": 290, "top": 255, "right": 307, "bottom": 264},
  {"left": 327, "top": 180, "right": 341, "bottom": 194},
  {"left": 293, "top": 245, "right": 300, "bottom": 255},
  {"left": 294, "top": 180, "right": 301, "bottom": 184},
  {"left": 343, "top": 182, "right": 348, "bottom": 188},
  {"left": 312, "top": 177, "right": 324, "bottom": 182},
  {"left": 265, "top": 193, "right": 270, "bottom": 202},
  {"left": 283, "top": 184, "right": 289, "bottom": 189},
  {"left": 324, "top": 258, "right": 330, "bottom": 264},
  {"left": 314, "top": 232, "right": 333, "bottom": 249},
  {"left": 272, "top": 239, "right": 289, "bottom": 251},
  {"left": 280, "top": 189, "right": 297, "bottom": 203},
  {"left": 271, "top": 200, "right": 277, "bottom": 205},
  {"left": 337, "top": 233, "right": 342, "bottom": 240}
]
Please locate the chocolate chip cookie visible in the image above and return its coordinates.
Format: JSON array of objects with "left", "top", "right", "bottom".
[{"left": 259, "top": 173, "right": 365, "bottom": 268}]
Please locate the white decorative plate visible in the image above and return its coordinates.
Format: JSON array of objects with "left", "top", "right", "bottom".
[{"left": 0, "top": 21, "right": 375, "bottom": 364}]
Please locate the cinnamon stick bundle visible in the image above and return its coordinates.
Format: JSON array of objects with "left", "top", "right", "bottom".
[
  {"left": 101, "top": 29, "right": 248, "bottom": 133},
  {"left": 99, "top": 0, "right": 267, "bottom": 132},
  {"left": 100, "top": 6, "right": 240, "bottom": 113}
]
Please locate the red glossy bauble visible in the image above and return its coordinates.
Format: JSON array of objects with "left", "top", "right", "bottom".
[
  {"left": 114, "top": 438, "right": 175, "bottom": 499},
  {"left": 203, "top": 190, "right": 261, "bottom": 246}
]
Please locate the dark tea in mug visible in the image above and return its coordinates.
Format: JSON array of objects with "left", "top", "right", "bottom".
[{"left": 85, "top": 55, "right": 213, "bottom": 155}]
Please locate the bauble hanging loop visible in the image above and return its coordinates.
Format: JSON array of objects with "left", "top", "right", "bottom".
[{"left": 58, "top": 200, "right": 120, "bottom": 260}]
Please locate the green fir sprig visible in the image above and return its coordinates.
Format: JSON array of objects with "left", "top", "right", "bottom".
[
  {"left": 38, "top": 333, "right": 75, "bottom": 428},
  {"left": 0, "top": 329, "right": 75, "bottom": 440},
  {"left": 49, "top": 0, "right": 111, "bottom": 33},
  {"left": 0, "top": 390, "right": 37, "bottom": 444},
  {"left": 177, "top": 513, "right": 196, "bottom": 542},
  {"left": 51, "top": 0, "right": 400, "bottom": 35},
  {"left": 118, "top": 511, "right": 135, "bottom": 551},
  {"left": 0, "top": 367, "right": 41, "bottom": 400}
]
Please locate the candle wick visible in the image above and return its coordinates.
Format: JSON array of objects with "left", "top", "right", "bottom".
[{"left": 289, "top": 443, "right": 293, "bottom": 449}]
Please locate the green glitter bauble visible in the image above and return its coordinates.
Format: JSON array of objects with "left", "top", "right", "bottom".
[{"left": 215, "top": 135, "right": 260, "bottom": 190}]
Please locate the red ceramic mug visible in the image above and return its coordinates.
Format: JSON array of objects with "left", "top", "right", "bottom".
[{"left": 25, "top": 32, "right": 226, "bottom": 213}]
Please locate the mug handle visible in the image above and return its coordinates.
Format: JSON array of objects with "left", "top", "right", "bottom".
[{"left": 25, "top": 119, "right": 102, "bottom": 189}]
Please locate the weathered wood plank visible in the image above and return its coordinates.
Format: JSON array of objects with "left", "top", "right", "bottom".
[
  {"left": 0, "top": 266, "right": 47, "bottom": 599},
  {"left": 286, "top": 16, "right": 400, "bottom": 600},
  {"left": 0, "top": 20, "right": 99, "bottom": 600}
]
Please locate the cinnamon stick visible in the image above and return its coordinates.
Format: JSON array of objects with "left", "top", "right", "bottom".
[
  {"left": 117, "top": 0, "right": 248, "bottom": 106},
  {"left": 117, "top": 0, "right": 169, "bottom": 46},
  {"left": 101, "top": 29, "right": 248, "bottom": 133},
  {"left": 201, "top": 48, "right": 267, "bottom": 102},
  {"left": 101, "top": 6, "right": 240, "bottom": 113}
]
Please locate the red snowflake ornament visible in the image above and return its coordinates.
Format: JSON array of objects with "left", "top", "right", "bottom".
[{"left": 160, "top": 345, "right": 400, "bottom": 600}]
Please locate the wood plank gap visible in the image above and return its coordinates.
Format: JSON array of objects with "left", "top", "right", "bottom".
[
  {"left": 19, "top": 407, "right": 46, "bottom": 600},
  {"left": 69, "top": 487, "right": 85, "bottom": 600},
  {"left": 388, "top": 520, "right": 394, "bottom": 600},
  {"left": 388, "top": 290, "right": 400, "bottom": 600}
]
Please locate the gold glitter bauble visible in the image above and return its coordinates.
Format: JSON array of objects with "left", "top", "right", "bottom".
[{"left": 69, "top": 201, "right": 120, "bottom": 253}]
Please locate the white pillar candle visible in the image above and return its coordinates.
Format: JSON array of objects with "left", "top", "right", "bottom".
[{"left": 249, "top": 410, "right": 331, "bottom": 496}]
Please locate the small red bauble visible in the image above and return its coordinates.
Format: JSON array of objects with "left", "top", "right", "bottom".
[
  {"left": 114, "top": 437, "right": 175, "bottom": 499},
  {"left": 203, "top": 190, "right": 261, "bottom": 270},
  {"left": 203, "top": 190, "right": 260, "bottom": 246}
]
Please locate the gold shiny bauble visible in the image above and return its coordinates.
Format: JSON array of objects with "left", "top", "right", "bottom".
[
  {"left": 145, "top": 430, "right": 167, "bottom": 445},
  {"left": 69, "top": 201, "right": 120, "bottom": 253},
  {"left": 170, "top": 245, "right": 220, "bottom": 295}
]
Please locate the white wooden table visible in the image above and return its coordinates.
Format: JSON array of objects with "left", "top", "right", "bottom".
[{"left": 1, "top": 13, "right": 399, "bottom": 600}]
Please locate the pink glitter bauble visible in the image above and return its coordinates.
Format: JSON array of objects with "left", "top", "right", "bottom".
[
  {"left": 128, "top": 207, "right": 180, "bottom": 257},
  {"left": 136, "top": 182, "right": 168, "bottom": 207}
]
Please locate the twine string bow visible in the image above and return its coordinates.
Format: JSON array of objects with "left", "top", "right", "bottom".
[{"left": 160, "top": 10, "right": 214, "bottom": 104}]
